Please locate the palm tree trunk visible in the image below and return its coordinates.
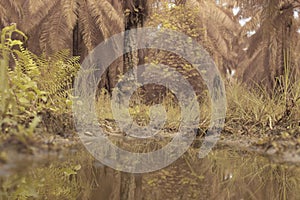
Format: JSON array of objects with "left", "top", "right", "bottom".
[
  {"left": 123, "top": 0, "right": 147, "bottom": 78},
  {"left": 73, "top": 21, "right": 80, "bottom": 56}
]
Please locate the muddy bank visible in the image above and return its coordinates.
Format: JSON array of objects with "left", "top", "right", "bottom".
[{"left": 1, "top": 129, "right": 300, "bottom": 167}]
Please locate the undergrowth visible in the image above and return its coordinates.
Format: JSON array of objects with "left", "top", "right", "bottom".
[
  {"left": 96, "top": 71, "right": 299, "bottom": 139},
  {"left": 1, "top": 24, "right": 298, "bottom": 151},
  {"left": 0, "top": 25, "right": 80, "bottom": 140}
]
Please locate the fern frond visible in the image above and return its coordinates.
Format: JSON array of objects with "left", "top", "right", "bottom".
[
  {"left": 38, "top": 50, "right": 80, "bottom": 97},
  {"left": 12, "top": 46, "right": 41, "bottom": 81},
  {"left": 50, "top": 49, "right": 72, "bottom": 63}
]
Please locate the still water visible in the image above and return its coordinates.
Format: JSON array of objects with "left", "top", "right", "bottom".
[{"left": 0, "top": 144, "right": 299, "bottom": 200}]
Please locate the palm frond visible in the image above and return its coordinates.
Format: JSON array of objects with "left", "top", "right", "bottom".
[
  {"left": 97, "top": 0, "right": 123, "bottom": 33},
  {"left": 87, "top": 0, "right": 110, "bottom": 38},
  {"left": 78, "top": 1, "right": 102, "bottom": 51},
  {"left": 27, "top": 0, "right": 53, "bottom": 15},
  {"left": 39, "top": 6, "right": 72, "bottom": 54},
  {"left": 0, "top": 0, "right": 23, "bottom": 26},
  {"left": 188, "top": 0, "right": 240, "bottom": 62},
  {"left": 23, "top": 0, "right": 59, "bottom": 32},
  {"left": 0, "top": 4, "right": 8, "bottom": 26},
  {"left": 87, "top": 0, "right": 123, "bottom": 37},
  {"left": 61, "top": 0, "right": 79, "bottom": 29},
  {"left": 0, "top": 0, "right": 22, "bottom": 18},
  {"left": 239, "top": 9, "right": 262, "bottom": 36}
]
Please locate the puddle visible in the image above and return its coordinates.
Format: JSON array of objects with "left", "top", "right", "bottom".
[{"left": 0, "top": 144, "right": 299, "bottom": 200}]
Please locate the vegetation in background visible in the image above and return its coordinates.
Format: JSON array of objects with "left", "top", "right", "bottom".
[
  {"left": 0, "top": 1, "right": 298, "bottom": 153},
  {"left": 1, "top": 0, "right": 299, "bottom": 91},
  {"left": 96, "top": 2, "right": 299, "bottom": 146}
]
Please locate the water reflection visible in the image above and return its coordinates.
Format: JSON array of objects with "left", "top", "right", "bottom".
[{"left": 0, "top": 145, "right": 299, "bottom": 200}]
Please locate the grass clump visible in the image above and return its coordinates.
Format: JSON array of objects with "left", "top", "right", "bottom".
[{"left": 225, "top": 64, "right": 299, "bottom": 137}]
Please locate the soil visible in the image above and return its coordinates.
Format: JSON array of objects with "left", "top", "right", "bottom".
[{"left": 1, "top": 125, "right": 299, "bottom": 166}]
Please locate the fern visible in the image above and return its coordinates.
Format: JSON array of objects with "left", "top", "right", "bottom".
[
  {"left": 38, "top": 50, "right": 81, "bottom": 108},
  {"left": 14, "top": 48, "right": 80, "bottom": 112},
  {"left": 0, "top": 25, "right": 80, "bottom": 136}
]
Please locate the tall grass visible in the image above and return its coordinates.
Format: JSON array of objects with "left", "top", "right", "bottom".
[
  {"left": 96, "top": 65, "right": 299, "bottom": 137},
  {"left": 225, "top": 60, "right": 299, "bottom": 135}
]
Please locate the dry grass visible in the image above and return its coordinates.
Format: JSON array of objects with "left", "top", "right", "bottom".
[{"left": 95, "top": 67, "right": 300, "bottom": 140}]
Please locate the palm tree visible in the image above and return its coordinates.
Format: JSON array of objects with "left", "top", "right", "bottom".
[
  {"left": 2, "top": 0, "right": 298, "bottom": 91},
  {"left": 149, "top": 0, "right": 242, "bottom": 77},
  {"left": 0, "top": 0, "right": 126, "bottom": 92},
  {"left": 162, "top": 0, "right": 299, "bottom": 92},
  {"left": 0, "top": 0, "right": 124, "bottom": 55},
  {"left": 222, "top": 0, "right": 300, "bottom": 91}
]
